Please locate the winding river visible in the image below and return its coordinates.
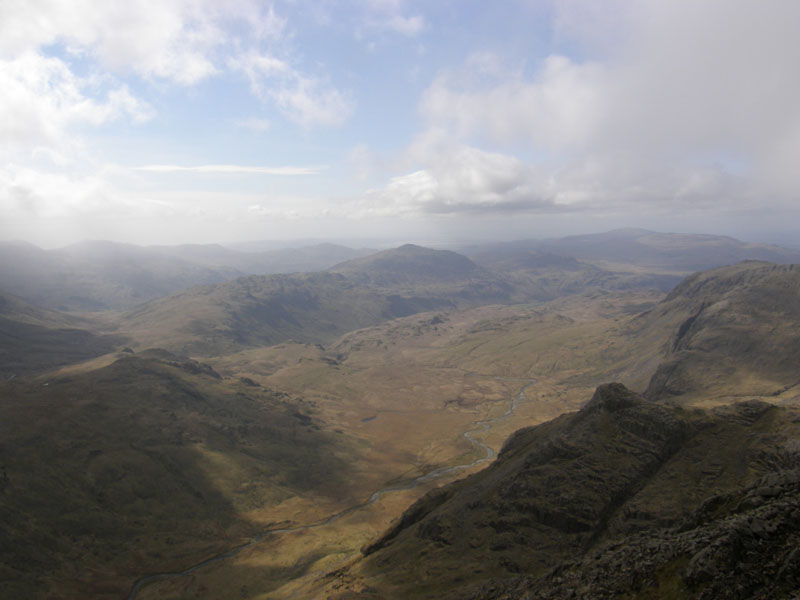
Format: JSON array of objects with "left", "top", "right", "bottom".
[{"left": 127, "top": 377, "right": 535, "bottom": 599}]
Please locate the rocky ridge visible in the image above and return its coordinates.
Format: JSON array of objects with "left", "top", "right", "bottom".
[{"left": 329, "top": 385, "right": 800, "bottom": 599}]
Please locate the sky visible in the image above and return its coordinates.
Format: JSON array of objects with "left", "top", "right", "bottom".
[{"left": 2, "top": 0, "right": 800, "bottom": 248}]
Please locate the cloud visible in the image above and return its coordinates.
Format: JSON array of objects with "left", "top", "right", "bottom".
[
  {"left": 0, "top": 0, "right": 282, "bottom": 85},
  {"left": 230, "top": 52, "right": 353, "bottom": 128},
  {"left": 420, "top": 54, "right": 606, "bottom": 153},
  {"left": 133, "top": 164, "right": 326, "bottom": 175},
  {"left": 0, "top": 164, "right": 142, "bottom": 219},
  {"left": 358, "top": 0, "right": 425, "bottom": 37},
  {"left": 356, "top": 123, "right": 756, "bottom": 219},
  {"left": 413, "top": 0, "right": 800, "bottom": 214},
  {"left": 358, "top": 145, "right": 565, "bottom": 217},
  {"left": 0, "top": 53, "right": 153, "bottom": 156}
]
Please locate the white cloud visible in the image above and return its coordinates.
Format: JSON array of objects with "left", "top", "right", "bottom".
[
  {"left": 358, "top": 145, "right": 563, "bottom": 217},
  {"left": 413, "top": 0, "right": 800, "bottom": 215},
  {"left": 0, "top": 164, "right": 142, "bottom": 219},
  {"left": 377, "top": 14, "right": 425, "bottom": 36},
  {"left": 420, "top": 54, "right": 606, "bottom": 152},
  {"left": 0, "top": 53, "right": 153, "bottom": 155},
  {"left": 133, "top": 164, "right": 326, "bottom": 175},
  {"left": 0, "top": 0, "right": 282, "bottom": 85},
  {"left": 231, "top": 52, "right": 353, "bottom": 128},
  {"left": 358, "top": 0, "right": 425, "bottom": 37}
]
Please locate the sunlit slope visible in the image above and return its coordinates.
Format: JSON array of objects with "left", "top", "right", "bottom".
[{"left": 0, "top": 351, "right": 357, "bottom": 599}]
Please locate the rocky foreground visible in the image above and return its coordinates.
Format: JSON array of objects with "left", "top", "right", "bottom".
[{"left": 328, "top": 384, "right": 800, "bottom": 599}]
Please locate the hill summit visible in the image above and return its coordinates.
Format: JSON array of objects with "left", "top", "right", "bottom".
[{"left": 329, "top": 244, "right": 480, "bottom": 286}]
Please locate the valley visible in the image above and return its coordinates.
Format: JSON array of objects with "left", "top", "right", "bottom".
[{"left": 1, "top": 230, "right": 799, "bottom": 599}]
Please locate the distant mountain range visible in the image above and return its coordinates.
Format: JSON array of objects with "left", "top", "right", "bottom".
[
  {"left": 2, "top": 230, "right": 798, "bottom": 312},
  {"left": 462, "top": 228, "right": 800, "bottom": 273}
]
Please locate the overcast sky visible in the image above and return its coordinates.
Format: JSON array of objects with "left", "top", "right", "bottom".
[{"left": 2, "top": 0, "right": 800, "bottom": 248}]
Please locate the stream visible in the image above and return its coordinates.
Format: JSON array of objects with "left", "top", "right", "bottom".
[{"left": 127, "top": 377, "right": 535, "bottom": 599}]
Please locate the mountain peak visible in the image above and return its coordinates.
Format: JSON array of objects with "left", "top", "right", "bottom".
[{"left": 329, "top": 244, "right": 479, "bottom": 285}]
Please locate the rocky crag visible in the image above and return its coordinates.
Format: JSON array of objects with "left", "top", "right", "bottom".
[{"left": 328, "top": 384, "right": 800, "bottom": 599}]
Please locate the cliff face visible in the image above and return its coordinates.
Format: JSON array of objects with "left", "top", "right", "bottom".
[
  {"left": 330, "top": 384, "right": 800, "bottom": 599},
  {"left": 470, "top": 466, "right": 800, "bottom": 600}
]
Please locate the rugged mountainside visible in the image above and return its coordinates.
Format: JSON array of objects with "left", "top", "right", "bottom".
[
  {"left": 116, "top": 242, "right": 704, "bottom": 357},
  {"left": 2, "top": 235, "right": 799, "bottom": 600},
  {"left": 322, "top": 260, "right": 800, "bottom": 599},
  {"left": 118, "top": 271, "right": 454, "bottom": 356},
  {"left": 330, "top": 385, "right": 800, "bottom": 599},
  {"left": 631, "top": 261, "right": 800, "bottom": 402},
  {"left": 118, "top": 246, "right": 517, "bottom": 355}
]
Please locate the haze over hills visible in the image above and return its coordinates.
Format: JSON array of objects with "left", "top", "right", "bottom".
[
  {"left": 463, "top": 228, "right": 800, "bottom": 274},
  {"left": 0, "top": 291, "right": 123, "bottom": 377},
  {"left": 1, "top": 230, "right": 798, "bottom": 314},
  {"left": 0, "top": 240, "right": 375, "bottom": 311},
  {"left": 108, "top": 232, "right": 800, "bottom": 358}
]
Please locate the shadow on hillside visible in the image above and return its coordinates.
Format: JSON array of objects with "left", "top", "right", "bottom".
[{"left": 0, "top": 353, "right": 355, "bottom": 599}]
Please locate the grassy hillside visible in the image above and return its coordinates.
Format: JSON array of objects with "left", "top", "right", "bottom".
[
  {"left": 118, "top": 271, "right": 454, "bottom": 356},
  {"left": 0, "top": 351, "right": 357, "bottom": 599}
]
